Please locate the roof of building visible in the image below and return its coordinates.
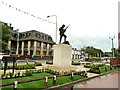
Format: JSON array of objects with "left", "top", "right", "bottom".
[{"left": 10, "top": 30, "right": 55, "bottom": 44}]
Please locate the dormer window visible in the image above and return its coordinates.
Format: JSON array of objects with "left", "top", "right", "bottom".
[
  {"left": 42, "top": 35, "right": 44, "bottom": 39},
  {"left": 26, "top": 33, "right": 31, "bottom": 37}
]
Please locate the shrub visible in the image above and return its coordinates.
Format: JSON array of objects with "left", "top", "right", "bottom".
[
  {"left": 72, "top": 61, "right": 80, "bottom": 65},
  {"left": 90, "top": 64, "right": 105, "bottom": 69},
  {"left": 25, "top": 70, "right": 32, "bottom": 76},
  {"left": 35, "top": 62, "right": 42, "bottom": 66},
  {"left": 29, "top": 64, "right": 35, "bottom": 69},
  {"left": 7, "top": 66, "right": 13, "bottom": 69},
  {"left": 89, "top": 68, "right": 100, "bottom": 74},
  {"left": 14, "top": 64, "right": 35, "bottom": 70},
  {"left": 88, "top": 57, "right": 101, "bottom": 62}
]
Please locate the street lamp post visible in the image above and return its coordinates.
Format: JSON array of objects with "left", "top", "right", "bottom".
[
  {"left": 47, "top": 15, "right": 58, "bottom": 43},
  {"left": 109, "top": 36, "right": 115, "bottom": 57},
  {"left": 16, "top": 29, "right": 19, "bottom": 55}
]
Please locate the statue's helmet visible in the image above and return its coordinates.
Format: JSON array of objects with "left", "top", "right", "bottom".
[{"left": 62, "top": 24, "right": 65, "bottom": 27}]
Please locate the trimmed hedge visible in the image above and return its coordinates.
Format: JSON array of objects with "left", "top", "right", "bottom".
[
  {"left": 1, "top": 64, "right": 36, "bottom": 70},
  {"left": 72, "top": 61, "right": 80, "bottom": 65},
  {"left": 2, "top": 62, "right": 42, "bottom": 70},
  {"left": 88, "top": 57, "right": 101, "bottom": 62},
  {"left": 15, "top": 64, "right": 36, "bottom": 70}
]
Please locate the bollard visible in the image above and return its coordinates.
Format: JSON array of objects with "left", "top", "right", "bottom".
[
  {"left": 14, "top": 81, "right": 18, "bottom": 90},
  {"left": 53, "top": 75, "right": 56, "bottom": 85},
  {"left": 44, "top": 76, "right": 48, "bottom": 87},
  {"left": 110, "top": 66, "right": 112, "bottom": 70},
  {"left": 71, "top": 72, "right": 74, "bottom": 80}
]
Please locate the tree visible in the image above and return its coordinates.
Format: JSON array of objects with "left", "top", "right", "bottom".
[
  {"left": 80, "top": 46, "right": 104, "bottom": 58},
  {"left": 114, "top": 48, "right": 120, "bottom": 57},
  {"left": 0, "top": 21, "right": 12, "bottom": 53}
]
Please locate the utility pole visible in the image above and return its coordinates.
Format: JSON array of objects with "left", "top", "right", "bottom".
[{"left": 109, "top": 36, "right": 115, "bottom": 57}]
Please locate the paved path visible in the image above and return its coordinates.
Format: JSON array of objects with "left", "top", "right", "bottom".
[{"left": 73, "top": 71, "right": 119, "bottom": 88}]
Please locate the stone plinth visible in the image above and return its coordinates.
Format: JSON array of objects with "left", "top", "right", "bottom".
[{"left": 53, "top": 44, "right": 72, "bottom": 67}]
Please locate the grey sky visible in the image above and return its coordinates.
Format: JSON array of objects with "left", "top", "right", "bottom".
[{"left": 0, "top": 0, "right": 119, "bottom": 52}]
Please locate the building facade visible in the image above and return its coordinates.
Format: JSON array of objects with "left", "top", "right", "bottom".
[
  {"left": 118, "top": 2, "right": 120, "bottom": 55},
  {"left": 8, "top": 30, "right": 55, "bottom": 59},
  {"left": 72, "top": 48, "right": 81, "bottom": 59}
]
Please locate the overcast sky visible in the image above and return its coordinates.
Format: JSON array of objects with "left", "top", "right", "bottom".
[{"left": 0, "top": 0, "right": 119, "bottom": 52}]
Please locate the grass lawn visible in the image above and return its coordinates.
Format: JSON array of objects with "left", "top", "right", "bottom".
[
  {"left": 1, "top": 72, "right": 85, "bottom": 90},
  {"left": 1, "top": 72, "right": 53, "bottom": 84}
]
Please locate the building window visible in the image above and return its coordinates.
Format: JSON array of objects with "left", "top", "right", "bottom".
[
  {"left": 12, "top": 33, "right": 17, "bottom": 38},
  {"left": 42, "top": 35, "right": 44, "bottom": 39},
  {"left": 48, "top": 37, "right": 52, "bottom": 41},
  {"left": 39, "top": 34, "right": 41, "bottom": 38},
  {"left": 44, "top": 36, "right": 47, "bottom": 40},
  {"left": 26, "top": 33, "right": 31, "bottom": 37},
  {"left": 20, "top": 33, "right": 25, "bottom": 38}
]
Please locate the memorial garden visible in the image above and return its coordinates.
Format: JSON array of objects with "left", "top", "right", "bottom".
[{"left": 0, "top": 60, "right": 120, "bottom": 89}]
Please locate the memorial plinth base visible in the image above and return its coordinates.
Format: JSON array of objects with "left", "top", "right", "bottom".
[{"left": 53, "top": 44, "right": 72, "bottom": 67}]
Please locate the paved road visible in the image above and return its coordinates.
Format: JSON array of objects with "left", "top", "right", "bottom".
[{"left": 73, "top": 71, "right": 119, "bottom": 88}]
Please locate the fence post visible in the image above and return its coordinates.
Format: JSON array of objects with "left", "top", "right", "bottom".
[
  {"left": 44, "top": 76, "right": 48, "bottom": 87},
  {"left": 13, "top": 81, "right": 18, "bottom": 90},
  {"left": 53, "top": 75, "right": 56, "bottom": 85},
  {"left": 71, "top": 72, "right": 74, "bottom": 80}
]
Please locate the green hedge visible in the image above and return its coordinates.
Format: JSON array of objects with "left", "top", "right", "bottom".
[
  {"left": 89, "top": 65, "right": 120, "bottom": 74},
  {"left": 90, "top": 64, "right": 105, "bottom": 69},
  {"left": 1, "top": 64, "right": 36, "bottom": 70},
  {"left": 72, "top": 61, "right": 80, "bottom": 65},
  {"left": 88, "top": 57, "right": 101, "bottom": 62},
  {"left": 2, "top": 62, "right": 42, "bottom": 70}
]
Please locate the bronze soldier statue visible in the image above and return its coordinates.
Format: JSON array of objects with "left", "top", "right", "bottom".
[{"left": 59, "top": 24, "right": 70, "bottom": 44}]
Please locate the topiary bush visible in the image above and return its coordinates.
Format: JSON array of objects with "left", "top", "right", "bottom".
[{"left": 72, "top": 61, "right": 80, "bottom": 65}]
